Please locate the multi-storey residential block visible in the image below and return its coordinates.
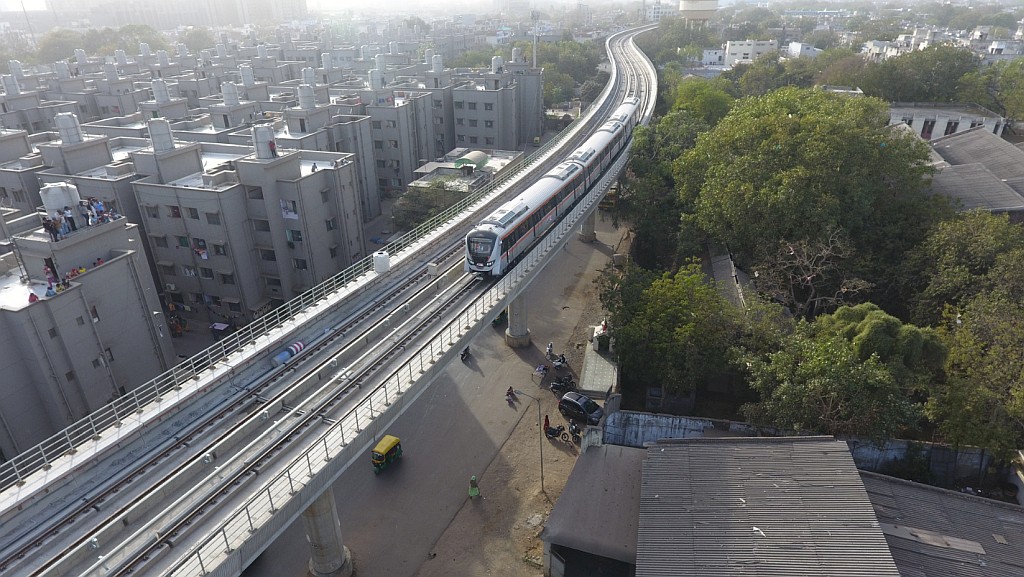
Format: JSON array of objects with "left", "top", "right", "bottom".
[
  {"left": 131, "top": 121, "right": 367, "bottom": 322},
  {"left": 0, "top": 183, "right": 174, "bottom": 458}
]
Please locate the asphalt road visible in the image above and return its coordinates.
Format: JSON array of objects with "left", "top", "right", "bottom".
[{"left": 242, "top": 216, "right": 619, "bottom": 577}]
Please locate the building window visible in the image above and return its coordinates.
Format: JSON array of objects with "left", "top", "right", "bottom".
[
  {"left": 287, "top": 229, "right": 303, "bottom": 242},
  {"left": 468, "top": 102, "right": 477, "bottom": 110},
  {"left": 207, "top": 295, "right": 222, "bottom": 306},
  {"left": 192, "top": 292, "right": 204, "bottom": 303},
  {"left": 469, "top": 136, "right": 478, "bottom": 144},
  {"left": 433, "top": 99, "right": 442, "bottom": 108},
  {"left": 168, "top": 205, "right": 182, "bottom": 218},
  {"left": 105, "top": 347, "right": 114, "bottom": 362},
  {"left": 153, "top": 236, "right": 168, "bottom": 248},
  {"left": 186, "top": 207, "right": 200, "bottom": 219},
  {"left": 193, "top": 238, "right": 207, "bottom": 250},
  {"left": 92, "top": 358, "right": 102, "bottom": 368},
  {"left": 457, "top": 135, "right": 465, "bottom": 142},
  {"left": 293, "top": 258, "right": 308, "bottom": 270},
  {"left": 378, "top": 178, "right": 388, "bottom": 188},
  {"left": 456, "top": 118, "right": 464, "bottom": 125},
  {"left": 260, "top": 249, "right": 276, "bottom": 261},
  {"left": 266, "top": 277, "right": 281, "bottom": 286},
  {"left": 213, "top": 244, "right": 227, "bottom": 256},
  {"left": 372, "top": 120, "right": 382, "bottom": 129},
  {"left": 77, "top": 316, "right": 85, "bottom": 325},
  {"left": 325, "top": 218, "right": 337, "bottom": 231},
  {"left": 329, "top": 245, "right": 338, "bottom": 258},
  {"left": 391, "top": 178, "right": 401, "bottom": 187},
  {"left": 206, "top": 212, "right": 221, "bottom": 225},
  {"left": 469, "top": 119, "right": 477, "bottom": 127},
  {"left": 159, "top": 264, "right": 176, "bottom": 276},
  {"left": 200, "top": 267, "right": 214, "bottom": 279},
  {"left": 385, "top": 120, "right": 396, "bottom": 128},
  {"left": 246, "top": 186, "right": 264, "bottom": 199},
  {"left": 91, "top": 306, "right": 100, "bottom": 322},
  {"left": 220, "top": 273, "right": 235, "bottom": 284},
  {"left": 146, "top": 205, "right": 160, "bottom": 219},
  {"left": 374, "top": 140, "right": 383, "bottom": 149},
  {"left": 388, "top": 140, "right": 398, "bottom": 148},
  {"left": 321, "top": 189, "right": 330, "bottom": 203},
  {"left": 176, "top": 236, "right": 189, "bottom": 248},
  {"left": 485, "top": 137, "right": 495, "bottom": 145},
  {"left": 376, "top": 159, "right": 386, "bottom": 168},
  {"left": 484, "top": 103, "right": 493, "bottom": 111},
  {"left": 48, "top": 327, "right": 57, "bottom": 338},
  {"left": 454, "top": 101, "right": 464, "bottom": 109},
  {"left": 183, "top": 265, "right": 197, "bottom": 277},
  {"left": 434, "top": 117, "right": 444, "bottom": 125},
  {"left": 228, "top": 301, "right": 242, "bottom": 312},
  {"left": 485, "top": 120, "right": 493, "bottom": 128},
  {"left": 66, "top": 370, "right": 76, "bottom": 381},
  {"left": 253, "top": 219, "right": 271, "bottom": 232}
]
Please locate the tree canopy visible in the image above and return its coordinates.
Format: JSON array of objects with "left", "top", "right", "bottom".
[
  {"left": 677, "top": 87, "right": 938, "bottom": 273},
  {"left": 739, "top": 317, "right": 921, "bottom": 442},
  {"left": 601, "top": 262, "right": 742, "bottom": 397}
]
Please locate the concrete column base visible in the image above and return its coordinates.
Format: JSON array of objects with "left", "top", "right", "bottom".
[
  {"left": 578, "top": 211, "right": 597, "bottom": 243},
  {"left": 308, "top": 546, "right": 353, "bottom": 577},
  {"left": 505, "top": 327, "right": 531, "bottom": 348}
]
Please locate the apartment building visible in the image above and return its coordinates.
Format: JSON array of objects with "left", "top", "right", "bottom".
[
  {"left": 0, "top": 74, "right": 78, "bottom": 134},
  {"left": 0, "top": 187, "right": 174, "bottom": 458},
  {"left": 0, "top": 128, "right": 45, "bottom": 215},
  {"left": 724, "top": 40, "right": 779, "bottom": 67},
  {"left": 131, "top": 122, "right": 367, "bottom": 322}
]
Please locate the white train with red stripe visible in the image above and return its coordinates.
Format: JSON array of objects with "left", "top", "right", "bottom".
[{"left": 465, "top": 97, "right": 640, "bottom": 276}]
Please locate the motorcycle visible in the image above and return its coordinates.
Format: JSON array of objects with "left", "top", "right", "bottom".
[
  {"left": 550, "top": 375, "right": 576, "bottom": 394},
  {"left": 544, "top": 424, "right": 569, "bottom": 442},
  {"left": 568, "top": 420, "right": 582, "bottom": 444},
  {"left": 552, "top": 354, "right": 568, "bottom": 370}
]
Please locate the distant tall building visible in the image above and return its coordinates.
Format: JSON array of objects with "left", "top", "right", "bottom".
[{"left": 679, "top": 0, "right": 718, "bottom": 24}]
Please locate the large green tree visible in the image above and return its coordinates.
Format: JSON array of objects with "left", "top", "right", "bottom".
[
  {"left": 815, "top": 303, "right": 947, "bottom": 393},
  {"left": 676, "top": 87, "right": 940, "bottom": 306},
  {"left": 623, "top": 110, "right": 708, "bottom": 268},
  {"left": 602, "top": 262, "right": 742, "bottom": 398},
  {"left": 958, "top": 58, "right": 1024, "bottom": 120},
  {"left": 929, "top": 291, "right": 1024, "bottom": 459},
  {"left": 900, "top": 210, "right": 1024, "bottom": 326},
  {"left": 739, "top": 319, "right": 921, "bottom": 442}
]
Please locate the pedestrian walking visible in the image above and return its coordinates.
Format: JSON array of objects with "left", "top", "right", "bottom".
[{"left": 468, "top": 475, "right": 480, "bottom": 499}]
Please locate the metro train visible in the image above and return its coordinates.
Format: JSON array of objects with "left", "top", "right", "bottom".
[{"left": 465, "top": 96, "right": 641, "bottom": 276}]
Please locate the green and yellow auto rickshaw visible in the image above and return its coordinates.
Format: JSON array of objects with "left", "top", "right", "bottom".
[{"left": 371, "top": 435, "right": 402, "bottom": 474}]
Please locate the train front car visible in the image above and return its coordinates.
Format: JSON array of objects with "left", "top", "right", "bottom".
[{"left": 465, "top": 223, "right": 502, "bottom": 275}]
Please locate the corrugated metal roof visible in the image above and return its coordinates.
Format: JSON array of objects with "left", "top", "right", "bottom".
[
  {"left": 541, "top": 444, "right": 645, "bottom": 564},
  {"left": 637, "top": 437, "right": 900, "bottom": 577},
  {"left": 861, "top": 470, "right": 1024, "bottom": 577},
  {"left": 931, "top": 128, "right": 1024, "bottom": 188},
  {"left": 928, "top": 163, "right": 1024, "bottom": 212}
]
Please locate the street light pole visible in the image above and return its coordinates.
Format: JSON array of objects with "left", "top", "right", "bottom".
[{"left": 515, "top": 389, "right": 545, "bottom": 496}]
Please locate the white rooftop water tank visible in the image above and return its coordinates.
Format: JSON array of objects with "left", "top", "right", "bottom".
[
  {"left": 40, "top": 183, "right": 82, "bottom": 217},
  {"left": 298, "top": 85, "right": 316, "bottom": 110},
  {"left": 222, "top": 82, "right": 240, "bottom": 106}
]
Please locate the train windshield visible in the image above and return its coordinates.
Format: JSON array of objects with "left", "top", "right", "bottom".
[{"left": 467, "top": 231, "right": 496, "bottom": 256}]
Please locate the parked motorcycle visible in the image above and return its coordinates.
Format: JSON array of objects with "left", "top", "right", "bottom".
[
  {"left": 568, "top": 420, "right": 582, "bottom": 444},
  {"left": 544, "top": 424, "right": 569, "bottom": 442},
  {"left": 550, "top": 375, "right": 576, "bottom": 394}
]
